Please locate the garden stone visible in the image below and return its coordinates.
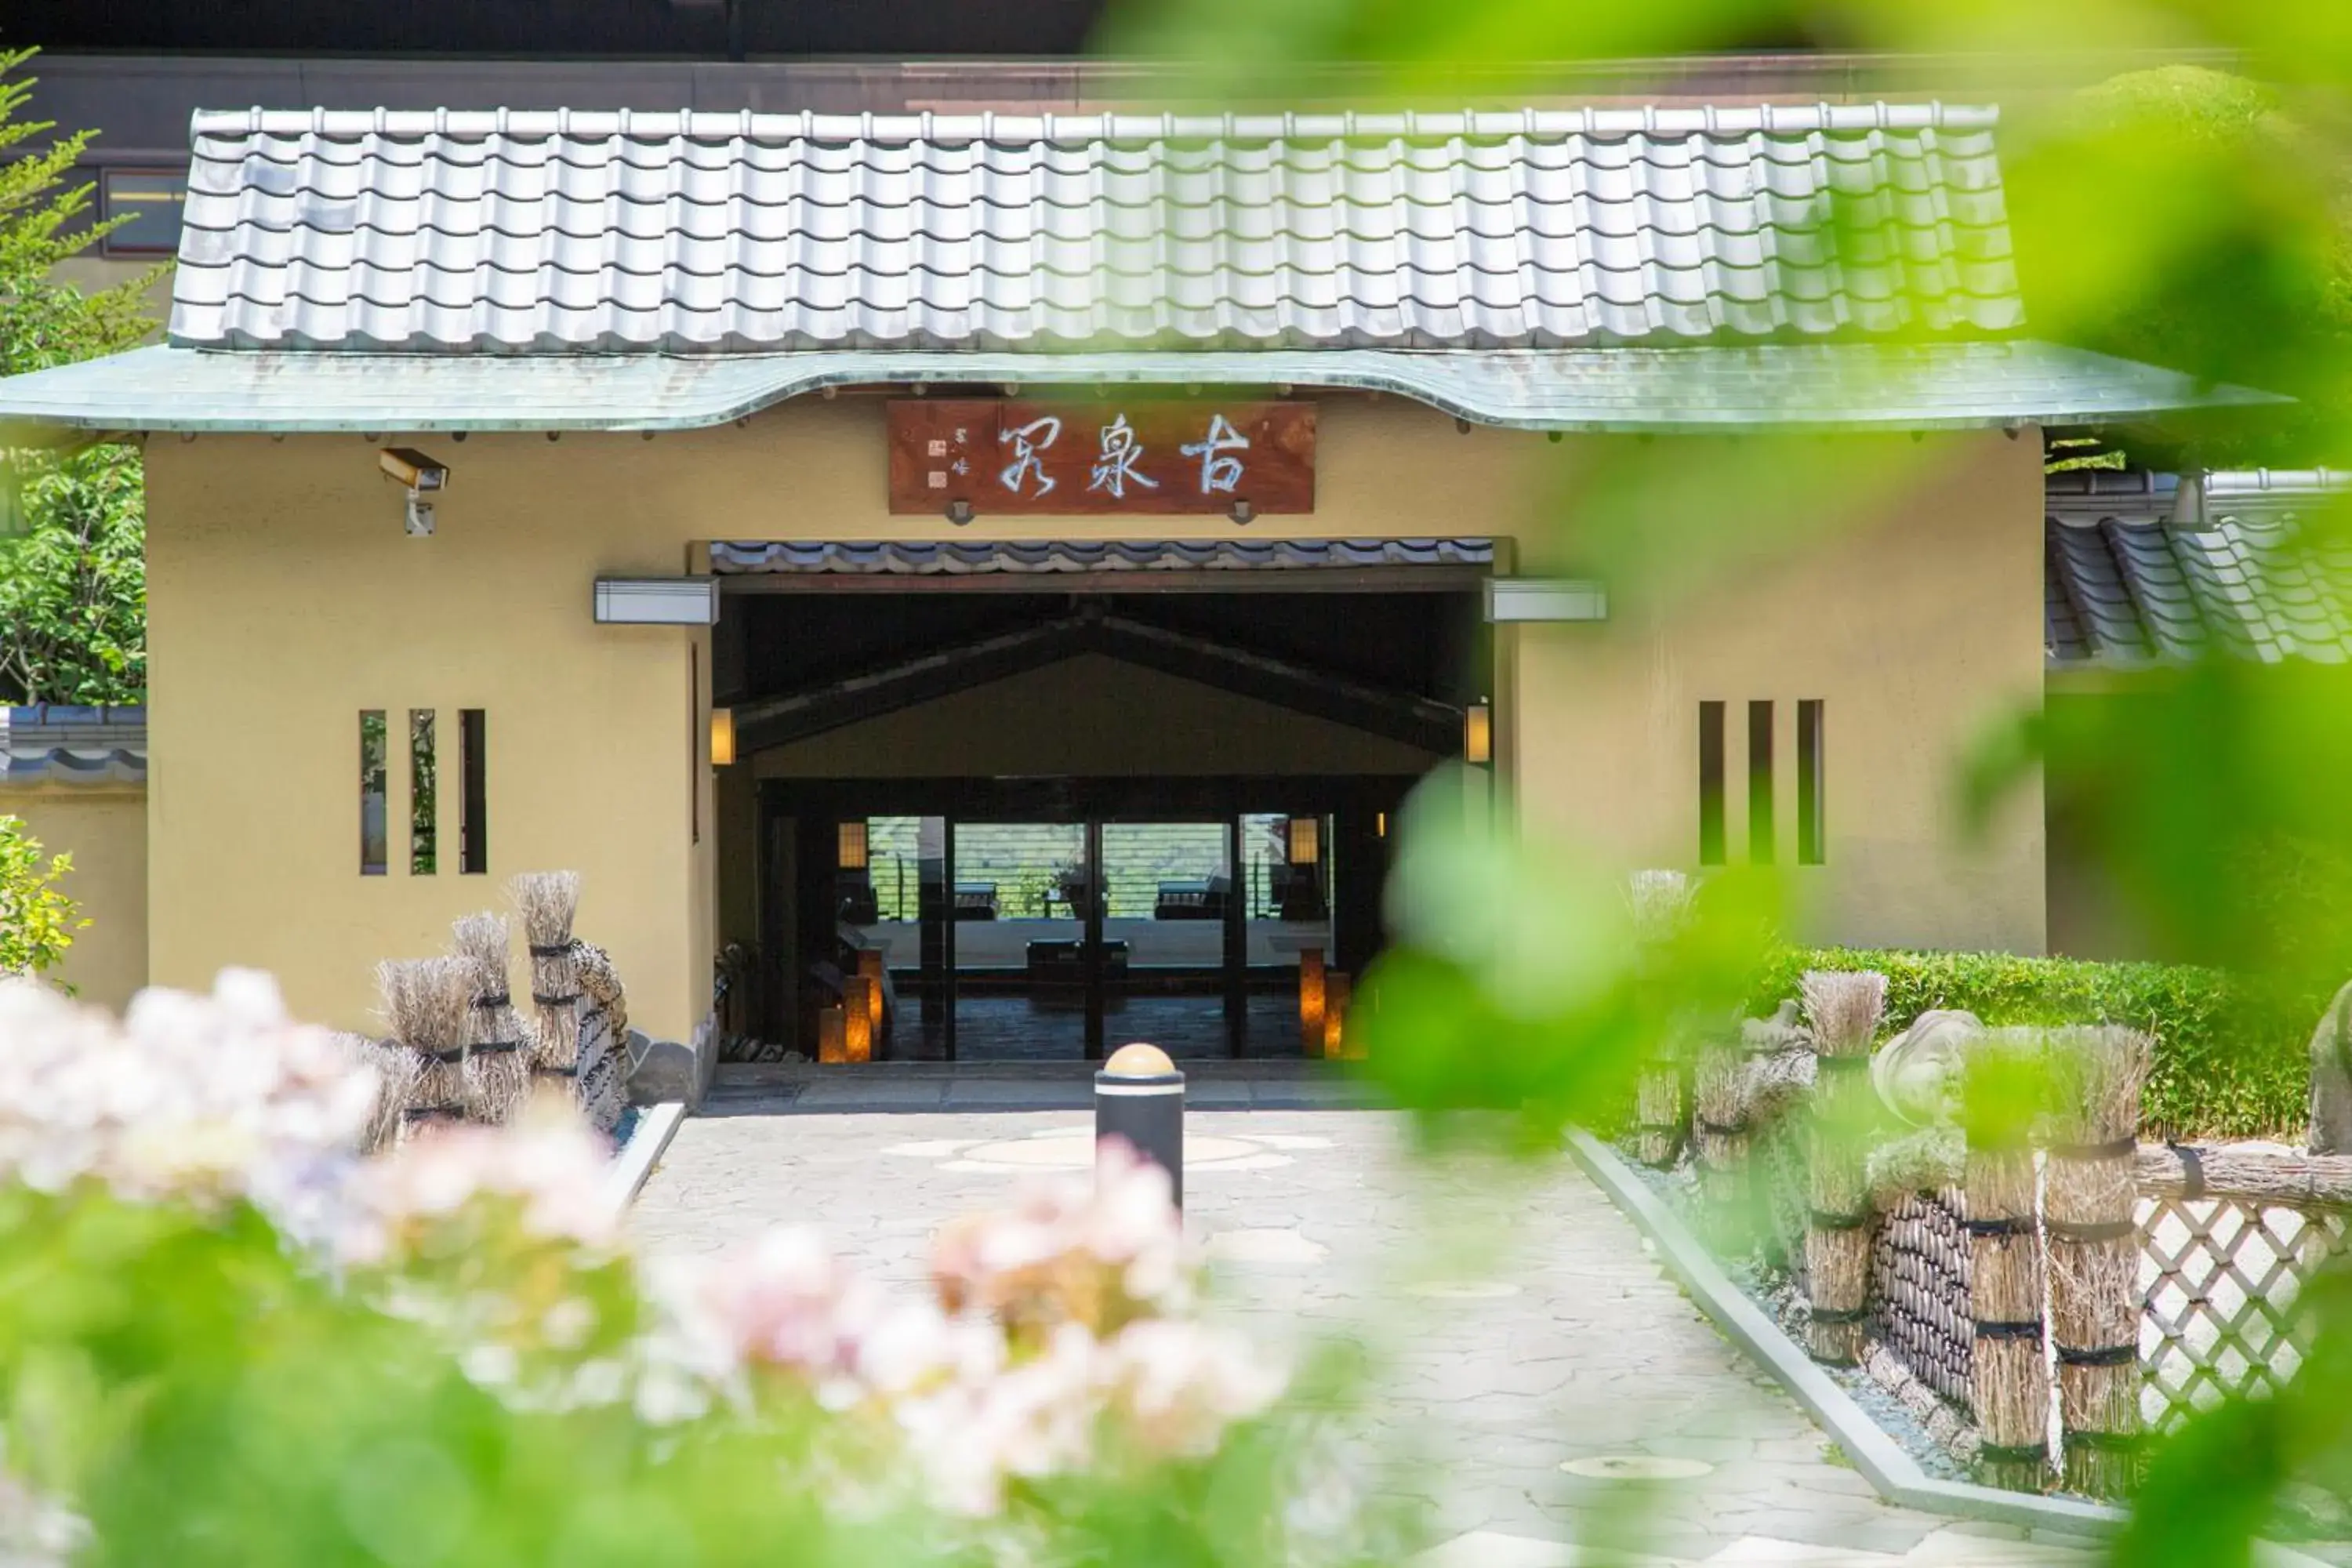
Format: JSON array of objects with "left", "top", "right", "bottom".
[
  {"left": 626, "top": 1028, "right": 709, "bottom": 1109},
  {"left": 2310, "top": 981, "right": 2352, "bottom": 1153}
]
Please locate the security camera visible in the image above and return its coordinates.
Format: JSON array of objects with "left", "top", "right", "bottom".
[
  {"left": 379, "top": 448, "right": 448, "bottom": 491},
  {"left": 378, "top": 447, "right": 448, "bottom": 536}
]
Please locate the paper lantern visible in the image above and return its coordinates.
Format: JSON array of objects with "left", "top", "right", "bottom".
[
  {"left": 843, "top": 976, "right": 874, "bottom": 1064},
  {"left": 1298, "top": 946, "right": 1326, "bottom": 1057},
  {"left": 1324, "top": 971, "right": 1352, "bottom": 1059}
]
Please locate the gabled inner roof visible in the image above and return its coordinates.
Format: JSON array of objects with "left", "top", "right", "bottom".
[{"left": 172, "top": 103, "right": 2019, "bottom": 354}]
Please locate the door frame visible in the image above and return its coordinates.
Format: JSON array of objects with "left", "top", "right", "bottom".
[{"left": 757, "top": 773, "right": 1421, "bottom": 1062}]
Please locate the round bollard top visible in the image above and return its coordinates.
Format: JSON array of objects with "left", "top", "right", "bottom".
[{"left": 1103, "top": 1041, "right": 1175, "bottom": 1078}]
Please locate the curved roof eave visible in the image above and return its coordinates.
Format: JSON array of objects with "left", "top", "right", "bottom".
[{"left": 0, "top": 343, "right": 2291, "bottom": 441}]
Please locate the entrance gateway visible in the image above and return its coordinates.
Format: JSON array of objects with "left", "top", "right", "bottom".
[
  {"left": 0, "top": 104, "right": 2271, "bottom": 1044},
  {"left": 714, "top": 537, "right": 1494, "bottom": 1063}
]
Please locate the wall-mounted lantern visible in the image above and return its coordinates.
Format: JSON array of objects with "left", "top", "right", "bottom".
[
  {"left": 838, "top": 818, "right": 870, "bottom": 871},
  {"left": 1287, "top": 815, "right": 1320, "bottom": 866},
  {"left": 709, "top": 706, "right": 735, "bottom": 768},
  {"left": 1464, "top": 702, "right": 1493, "bottom": 766}
]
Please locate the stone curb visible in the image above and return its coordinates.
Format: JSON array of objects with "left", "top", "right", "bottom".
[
  {"left": 1568, "top": 1131, "right": 2335, "bottom": 1566},
  {"left": 602, "top": 1101, "right": 687, "bottom": 1217}
]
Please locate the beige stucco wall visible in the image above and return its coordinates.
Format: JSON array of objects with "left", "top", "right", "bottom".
[
  {"left": 1502, "top": 430, "right": 2047, "bottom": 952},
  {"left": 140, "top": 397, "right": 2045, "bottom": 1035},
  {"left": 0, "top": 786, "right": 149, "bottom": 1011}
]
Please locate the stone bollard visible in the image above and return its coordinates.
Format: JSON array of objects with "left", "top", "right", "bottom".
[{"left": 1098, "top": 1041, "right": 1185, "bottom": 1211}]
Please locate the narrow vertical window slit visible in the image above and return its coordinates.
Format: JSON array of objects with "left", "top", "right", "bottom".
[
  {"left": 459, "top": 709, "right": 488, "bottom": 875},
  {"left": 361, "top": 710, "right": 387, "bottom": 876},
  {"left": 1798, "top": 699, "right": 1825, "bottom": 866},
  {"left": 1748, "top": 699, "right": 1775, "bottom": 864},
  {"left": 409, "top": 709, "right": 437, "bottom": 874},
  {"left": 1698, "top": 701, "right": 1726, "bottom": 866}
]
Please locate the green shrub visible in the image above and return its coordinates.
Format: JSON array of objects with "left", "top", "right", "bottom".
[
  {"left": 1749, "top": 947, "right": 2316, "bottom": 1142},
  {"left": 0, "top": 811, "right": 80, "bottom": 977}
]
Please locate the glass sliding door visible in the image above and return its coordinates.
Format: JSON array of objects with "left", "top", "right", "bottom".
[
  {"left": 949, "top": 819, "right": 1088, "bottom": 1061},
  {"left": 1242, "top": 811, "right": 1337, "bottom": 1057},
  {"left": 1100, "top": 819, "right": 1232, "bottom": 1060}
]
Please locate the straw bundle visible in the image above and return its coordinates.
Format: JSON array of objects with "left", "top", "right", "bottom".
[
  {"left": 376, "top": 956, "right": 474, "bottom": 1140},
  {"left": 452, "top": 913, "right": 531, "bottom": 1124},
  {"left": 571, "top": 939, "right": 630, "bottom": 1134},
  {"left": 1740, "top": 1000, "right": 1817, "bottom": 1124},
  {"left": 572, "top": 938, "right": 629, "bottom": 1039},
  {"left": 1628, "top": 870, "right": 1693, "bottom": 1168},
  {"left": 334, "top": 1030, "right": 420, "bottom": 1155},
  {"left": 2043, "top": 1025, "right": 2151, "bottom": 1498},
  {"left": 1965, "top": 1027, "right": 2052, "bottom": 1492},
  {"left": 1693, "top": 1029, "right": 1749, "bottom": 1210},
  {"left": 1801, "top": 970, "right": 1886, "bottom": 1366},
  {"left": 510, "top": 871, "right": 584, "bottom": 1098},
  {"left": 1632, "top": 1057, "right": 1686, "bottom": 1168}
]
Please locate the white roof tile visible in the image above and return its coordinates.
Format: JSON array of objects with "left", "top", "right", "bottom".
[{"left": 169, "top": 104, "right": 2023, "bottom": 353}]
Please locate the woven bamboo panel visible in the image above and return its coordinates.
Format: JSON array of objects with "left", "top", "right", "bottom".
[
  {"left": 1871, "top": 1188, "right": 1974, "bottom": 1406},
  {"left": 2140, "top": 1195, "right": 2348, "bottom": 1429}
]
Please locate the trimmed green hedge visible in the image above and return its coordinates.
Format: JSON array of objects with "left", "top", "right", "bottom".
[{"left": 1749, "top": 948, "right": 2318, "bottom": 1142}]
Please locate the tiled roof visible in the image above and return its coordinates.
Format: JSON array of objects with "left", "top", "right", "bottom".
[
  {"left": 170, "top": 104, "right": 2020, "bottom": 354},
  {"left": 2045, "top": 470, "right": 2352, "bottom": 669},
  {"left": 0, "top": 706, "right": 147, "bottom": 787},
  {"left": 711, "top": 538, "right": 1494, "bottom": 574}
]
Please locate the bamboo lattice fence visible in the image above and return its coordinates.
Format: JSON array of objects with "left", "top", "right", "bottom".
[
  {"left": 2134, "top": 1146, "right": 2352, "bottom": 1431},
  {"left": 1641, "top": 997, "right": 2352, "bottom": 1498}
]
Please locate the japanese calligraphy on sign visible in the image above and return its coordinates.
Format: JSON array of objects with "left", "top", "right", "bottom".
[{"left": 887, "top": 401, "right": 1316, "bottom": 517}]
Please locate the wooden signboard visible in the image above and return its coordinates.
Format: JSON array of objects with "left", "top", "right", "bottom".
[{"left": 887, "top": 400, "right": 1315, "bottom": 517}]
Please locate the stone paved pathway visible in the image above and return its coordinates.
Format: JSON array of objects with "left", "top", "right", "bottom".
[{"left": 633, "top": 1109, "right": 2104, "bottom": 1567}]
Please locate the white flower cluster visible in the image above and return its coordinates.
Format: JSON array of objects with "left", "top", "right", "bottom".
[
  {"left": 0, "top": 971, "right": 376, "bottom": 1218},
  {"left": 339, "top": 1103, "right": 620, "bottom": 1265},
  {"left": 658, "top": 1144, "right": 1287, "bottom": 1515},
  {"left": 0, "top": 973, "right": 1287, "bottom": 1523}
]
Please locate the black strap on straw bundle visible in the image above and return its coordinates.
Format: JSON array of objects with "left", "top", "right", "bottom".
[
  {"left": 1963, "top": 1216, "right": 2033, "bottom": 1237},
  {"left": 2061, "top": 1429, "right": 2143, "bottom": 1452},
  {"left": 1698, "top": 1117, "right": 1748, "bottom": 1135},
  {"left": 533, "top": 1064, "right": 582, "bottom": 1079},
  {"left": 472, "top": 1039, "right": 525, "bottom": 1055},
  {"left": 532, "top": 992, "right": 582, "bottom": 1008},
  {"left": 421, "top": 1046, "right": 466, "bottom": 1065},
  {"left": 400, "top": 1103, "right": 466, "bottom": 1123},
  {"left": 471, "top": 992, "right": 511, "bottom": 1010},
  {"left": 1809, "top": 1207, "right": 1871, "bottom": 1231},
  {"left": 1974, "top": 1318, "right": 2045, "bottom": 1341},
  {"left": 1807, "top": 1305, "right": 1871, "bottom": 1325},
  {"left": 1976, "top": 1441, "right": 2049, "bottom": 1465},
  {"left": 2056, "top": 1343, "right": 2137, "bottom": 1367},
  {"left": 528, "top": 943, "right": 574, "bottom": 958},
  {"left": 2048, "top": 1136, "right": 2137, "bottom": 1160},
  {"left": 2047, "top": 1218, "right": 2136, "bottom": 1243}
]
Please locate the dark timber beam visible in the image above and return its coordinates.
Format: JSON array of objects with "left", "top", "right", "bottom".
[{"left": 731, "top": 606, "right": 1460, "bottom": 753}]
